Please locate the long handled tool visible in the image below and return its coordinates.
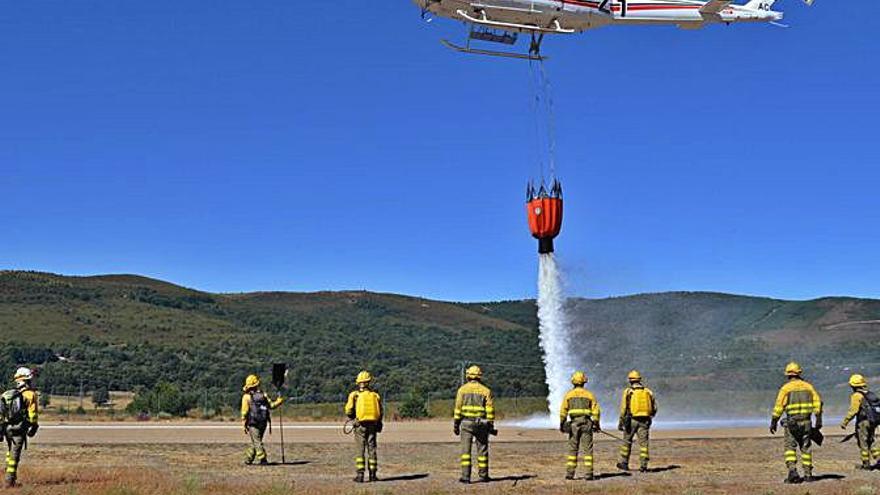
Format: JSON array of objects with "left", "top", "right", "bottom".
[
  {"left": 598, "top": 429, "right": 630, "bottom": 444},
  {"left": 272, "top": 363, "right": 289, "bottom": 464}
]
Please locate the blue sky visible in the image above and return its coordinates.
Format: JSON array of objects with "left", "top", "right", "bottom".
[{"left": 1, "top": 1, "right": 877, "bottom": 301}]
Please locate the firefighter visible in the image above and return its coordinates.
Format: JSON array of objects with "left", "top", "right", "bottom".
[
  {"left": 453, "top": 365, "right": 495, "bottom": 484},
  {"left": 1, "top": 367, "right": 39, "bottom": 488},
  {"left": 839, "top": 374, "right": 880, "bottom": 470},
  {"left": 559, "top": 371, "right": 601, "bottom": 481},
  {"left": 770, "top": 362, "right": 823, "bottom": 484},
  {"left": 344, "top": 371, "right": 383, "bottom": 483},
  {"left": 616, "top": 370, "right": 657, "bottom": 473},
  {"left": 241, "top": 374, "right": 284, "bottom": 465}
]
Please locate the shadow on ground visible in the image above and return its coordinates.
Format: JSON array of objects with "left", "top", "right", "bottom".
[
  {"left": 377, "top": 474, "right": 430, "bottom": 483},
  {"left": 647, "top": 465, "right": 682, "bottom": 473},
  {"left": 265, "top": 461, "right": 311, "bottom": 466},
  {"left": 808, "top": 474, "right": 846, "bottom": 482},
  {"left": 595, "top": 472, "right": 632, "bottom": 480},
  {"left": 482, "top": 475, "right": 536, "bottom": 485}
]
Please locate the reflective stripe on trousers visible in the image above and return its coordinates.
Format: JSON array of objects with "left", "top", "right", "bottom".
[
  {"left": 460, "top": 420, "right": 490, "bottom": 479},
  {"left": 354, "top": 422, "right": 379, "bottom": 473},
  {"left": 567, "top": 417, "right": 595, "bottom": 476}
]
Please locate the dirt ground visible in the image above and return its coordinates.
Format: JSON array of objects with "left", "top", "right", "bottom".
[{"left": 12, "top": 422, "right": 880, "bottom": 494}]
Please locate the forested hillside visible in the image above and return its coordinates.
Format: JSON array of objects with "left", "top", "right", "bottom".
[
  {"left": 0, "top": 271, "right": 545, "bottom": 413},
  {"left": 1, "top": 271, "right": 878, "bottom": 417}
]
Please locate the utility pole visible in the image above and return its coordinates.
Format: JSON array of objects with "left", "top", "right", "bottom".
[{"left": 459, "top": 361, "right": 467, "bottom": 386}]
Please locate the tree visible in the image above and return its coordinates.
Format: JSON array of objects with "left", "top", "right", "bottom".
[
  {"left": 398, "top": 389, "right": 430, "bottom": 419},
  {"left": 91, "top": 387, "right": 110, "bottom": 408},
  {"left": 126, "top": 381, "right": 193, "bottom": 417}
]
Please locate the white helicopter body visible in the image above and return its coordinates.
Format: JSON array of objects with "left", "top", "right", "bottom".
[{"left": 414, "top": 0, "right": 812, "bottom": 59}]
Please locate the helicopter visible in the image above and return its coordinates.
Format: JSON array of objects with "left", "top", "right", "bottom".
[{"left": 414, "top": 0, "right": 815, "bottom": 60}]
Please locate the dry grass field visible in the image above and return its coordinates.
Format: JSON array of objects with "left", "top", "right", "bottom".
[{"left": 9, "top": 422, "right": 880, "bottom": 494}]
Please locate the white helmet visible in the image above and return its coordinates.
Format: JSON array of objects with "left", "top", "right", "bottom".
[{"left": 13, "top": 367, "right": 33, "bottom": 382}]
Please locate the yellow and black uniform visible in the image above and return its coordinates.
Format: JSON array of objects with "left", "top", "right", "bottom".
[
  {"left": 345, "top": 387, "right": 383, "bottom": 479},
  {"left": 560, "top": 386, "right": 601, "bottom": 479},
  {"left": 840, "top": 389, "right": 879, "bottom": 468},
  {"left": 771, "top": 378, "right": 822, "bottom": 479},
  {"left": 241, "top": 389, "right": 284, "bottom": 465},
  {"left": 617, "top": 383, "right": 657, "bottom": 471},
  {"left": 453, "top": 380, "right": 495, "bottom": 482},
  {"left": 3, "top": 385, "right": 38, "bottom": 487}
]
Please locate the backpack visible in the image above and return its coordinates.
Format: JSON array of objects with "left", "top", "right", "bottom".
[
  {"left": 0, "top": 389, "right": 26, "bottom": 426},
  {"left": 860, "top": 391, "right": 880, "bottom": 427},
  {"left": 247, "top": 391, "right": 271, "bottom": 426},
  {"left": 627, "top": 388, "right": 655, "bottom": 418}
]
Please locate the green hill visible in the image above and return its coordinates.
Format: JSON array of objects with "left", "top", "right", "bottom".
[
  {"left": 1, "top": 271, "right": 878, "bottom": 417},
  {"left": 0, "top": 271, "right": 545, "bottom": 411}
]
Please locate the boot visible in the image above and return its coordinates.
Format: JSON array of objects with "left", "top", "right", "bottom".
[
  {"left": 639, "top": 464, "right": 649, "bottom": 473},
  {"left": 478, "top": 474, "right": 491, "bottom": 483},
  {"left": 4, "top": 474, "right": 15, "bottom": 488},
  {"left": 802, "top": 468, "right": 814, "bottom": 483},
  {"left": 353, "top": 472, "right": 364, "bottom": 483},
  {"left": 564, "top": 474, "right": 575, "bottom": 481},
  {"left": 368, "top": 470, "right": 378, "bottom": 482},
  {"left": 257, "top": 458, "right": 268, "bottom": 466},
  {"left": 458, "top": 477, "right": 470, "bottom": 484},
  {"left": 584, "top": 473, "right": 595, "bottom": 481},
  {"left": 784, "top": 469, "right": 802, "bottom": 484},
  {"left": 859, "top": 461, "right": 872, "bottom": 470},
  {"left": 616, "top": 462, "right": 629, "bottom": 471}
]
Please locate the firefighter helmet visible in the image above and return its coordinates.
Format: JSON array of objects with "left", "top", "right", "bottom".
[
  {"left": 243, "top": 374, "right": 260, "bottom": 391},
  {"left": 849, "top": 374, "right": 867, "bottom": 388},
  {"left": 571, "top": 371, "right": 587, "bottom": 386},
  {"left": 465, "top": 365, "right": 483, "bottom": 380},
  {"left": 785, "top": 362, "right": 803, "bottom": 377},
  {"left": 628, "top": 370, "right": 642, "bottom": 382},
  {"left": 356, "top": 371, "right": 373, "bottom": 384}
]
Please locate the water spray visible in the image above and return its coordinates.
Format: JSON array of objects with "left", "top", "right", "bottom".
[{"left": 537, "top": 253, "right": 576, "bottom": 423}]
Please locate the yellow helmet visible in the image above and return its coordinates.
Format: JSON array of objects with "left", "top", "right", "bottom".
[
  {"left": 784, "top": 362, "right": 803, "bottom": 377},
  {"left": 628, "top": 370, "right": 642, "bottom": 382},
  {"left": 571, "top": 371, "right": 587, "bottom": 386},
  {"left": 465, "top": 365, "right": 483, "bottom": 380},
  {"left": 849, "top": 374, "right": 867, "bottom": 388},
  {"left": 243, "top": 374, "right": 260, "bottom": 391},
  {"left": 356, "top": 371, "right": 373, "bottom": 384}
]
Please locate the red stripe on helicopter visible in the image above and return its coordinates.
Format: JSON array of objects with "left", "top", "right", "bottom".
[
  {"left": 627, "top": 5, "right": 702, "bottom": 9},
  {"left": 562, "top": 0, "right": 701, "bottom": 9}
]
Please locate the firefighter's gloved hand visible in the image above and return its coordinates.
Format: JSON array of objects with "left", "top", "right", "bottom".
[
  {"left": 814, "top": 415, "right": 823, "bottom": 431},
  {"left": 840, "top": 422, "right": 848, "bottom": 430},
  {"left": 559, "top": 421, "right": 566, "bottom": 433},
  {"left": 26, "top": 424, "right": 38, "bottom": 437},
  {"left": 617, "top": 419, "right": 625, "bottom": 432},
  {"left": 770, "top": 418, "right": 778, "bottom": 435},
  {"left": 377, "top": 421, "right": 384, "bottom": 433},
  {"left": 453, "top": 422, "right": 461, "bottom": 436},
  {"left": 592, "top": 422, "right": 601, "bottom": 432}
]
